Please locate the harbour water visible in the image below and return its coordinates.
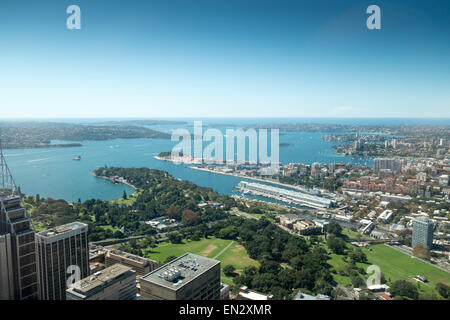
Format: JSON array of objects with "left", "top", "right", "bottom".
[{"left": 4, "top": 118, "right": 440, "bottom": 202}]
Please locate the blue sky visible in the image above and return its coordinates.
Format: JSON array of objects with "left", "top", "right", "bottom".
[{"left": 0, "top": 0, "right": 449, "bottom": 118}]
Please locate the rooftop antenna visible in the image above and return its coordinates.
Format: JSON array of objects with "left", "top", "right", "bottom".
[{"left": 0, "top": 134, "right": 17, "bottom": 195}]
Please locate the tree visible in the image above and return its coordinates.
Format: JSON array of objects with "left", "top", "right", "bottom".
[
  {"left": 327, "top": 234, "right": 346, "bottom": 254},
  {"left": 436, "top": 283, "right": 450, "bottom": 299},
  {"left": 389, "top": 280, "right": 419, "bottom": 300},
  {"left": 218, "top": 226, "right": 239, "bottom": 240},
  {"left": 168, "top": 232, "right": 182, "bottom": 244},
  {"left": 326, "top": 222, "right": 343, "bottom": 237},
  {"left": 224, "top": 264, "right": 236, "bottom": 277},
  {"left": 412, "top": 243, "right": 431, "bottom": 260},
  {"left": 123, "top": 190, "right": 127, "bottom": 200},
  {"left": 350, "top": 275, "right": 366, "bottom": 288},
  {"left": 181, "top": 209, "right": 200, "bottom": 225},
  {"left": 165, "top": 206, "right": 180, "bottom": 219}
]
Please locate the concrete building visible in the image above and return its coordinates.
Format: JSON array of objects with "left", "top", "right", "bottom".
[
  {"left": 0, "top": 233, "right": 14, "bottom": 300},
  {"left": 293, "top": 220, "right": 321, "bottom": 235},
  {"left": 0, "top": 148, "right": 39, "bottom": 300},
  {"left": 293, "top": 291, "right": 331, "bottom": 300},
  {"left": 374, "top": 158, "right": 402, "bottom": 175},
  {"left": 378, "top": 210, "right": 394, "bottom": 222},
  {"left": 140, "top": 253, "right": 221, "bottom": 300},
  {"left": 105, "top": 248, "right": 159, "bottom": 277},
  {"left": 237, "top": 286, "right": 274, "bottom": 300},
  {"left": 238, "top": 181, "right": 335, "bottom": 208},
  {"left": 439, "top": 175, "right": 449, "bottom": 187},
  {"left": 220, "top": 283, "right": 230, "bottom": 300},
  {"left": 66, "top": 264, "right": 136, "bottom": 300},
  {"left": 412, "top": 217, "right": 434, "bottom": 249},
  {"left": 36, "top": 222, "right": 89, "bottom": 300}
]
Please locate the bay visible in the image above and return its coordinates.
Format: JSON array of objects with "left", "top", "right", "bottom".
[{"left": 3, "top": 127, "right": 370, "bottom": 202}]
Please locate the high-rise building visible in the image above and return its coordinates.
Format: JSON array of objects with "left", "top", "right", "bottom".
[
  {"left": 391, "top": 139, "right": 397, "bottom": 149},
  {"left": 412, "top": 217, "right": 434, "bottom": 249},
  {"left": 66, "top": 264, "right": 136, "bottom": 300},
  {"left": 140, "top": 253, "right": 221, "bottom": 300},
  {"left": 36, "top": 222, "right": 89, "bottom": 300},
  {"left": 374, "top": 158, "right": 402, "bottom": 175},
  {"left": 0, "top": 233, "right": 14, "bottom": 300},
  {"left": 0, "top": 145, "right": 39, "bottom": 300}
]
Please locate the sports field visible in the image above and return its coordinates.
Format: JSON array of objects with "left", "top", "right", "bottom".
[{"left": 144, "top": 237, "right": 259, "bottom": 286}]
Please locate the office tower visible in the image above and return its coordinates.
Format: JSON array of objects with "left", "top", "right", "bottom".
[
  {"left": 36, "top": 222, "right": 89, "bottom": 300},
  {"left": 412, "top": 217, "right": 434, "bottom": 249},
  {"left": 0, "top": 144, "right": 39, "bottom": 300},
  {"left": 0, "top": 233, "right": 14, "bottom": 300},
  {"left": 66, "top": 264, "right": 136, "bottom": 300},
  {"left": 140, "top": 253, "right": 221, "bottom": 300},
  {"left": 373, "top": 158, "right": 402, "bottom": 175},
  {"left": 105, "top": 248, "right": 159, "bottom": 277}
]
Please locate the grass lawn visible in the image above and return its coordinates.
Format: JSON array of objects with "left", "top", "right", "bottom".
[
  {"left": 108, "top": 189, "right": 142, "bottom": 206},
  {"left": 361, "top": 244, "right": 450, "bottom": 295},
  {"left": 326, "top": 239, "right": 450, "bottom": 298},
  {"left": 99, "top": 225, "right": 119, "bottom": 232},
  {"left": 144, "top": 237, "right": 259, "bottom": 286},
  {"left": 247, "top": 212, "right": 264, "bottom": 219}
]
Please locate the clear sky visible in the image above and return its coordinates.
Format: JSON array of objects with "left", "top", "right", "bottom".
[{"left": 0, "top": 0, "right": 449, "bottom": 118}]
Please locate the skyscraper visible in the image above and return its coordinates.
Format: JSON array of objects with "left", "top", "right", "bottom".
[
  {"left": 412, "top": 217, "right": 434, "bottom": 249},
  {"left": 36, "top": 222, "right": 89, "bottom": 300},
  {"left": 0, "top": 143, "right": 39, "bottom": 300},
  {"left": 0, "top": 233, "right": 14, "bottom": 300}
]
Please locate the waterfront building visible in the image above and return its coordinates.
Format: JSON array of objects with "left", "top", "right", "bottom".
[
  {"left": 237, "top": 181, "right": 335, "bottom": 208},
  {"left": 412, "top": 217, "right": 434, "bottom": 249},
  {"left": 0, "top": 147, "right": 39, "bottom": 300},
  {"left": 36, "top": 222, "right": 89, "bottom": 300},
  {"left": 140, "top": 253, "right": 221, "bottom": 300},
  {"left": 66, "top": 264, "right": 136, "bottom": 300}
]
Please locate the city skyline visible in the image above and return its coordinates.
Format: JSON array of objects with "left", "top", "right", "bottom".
[{"left": 0, "top": 0, "right": 449, "bottom": 118}]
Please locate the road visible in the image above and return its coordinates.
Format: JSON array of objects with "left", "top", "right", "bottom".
[{"left": 231, "top": 207, "right": 258, "bottom": 220}]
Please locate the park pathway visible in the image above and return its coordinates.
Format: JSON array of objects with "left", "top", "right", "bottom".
[{"left": 213, "top": 241, "right": 234, "bottom": 259}]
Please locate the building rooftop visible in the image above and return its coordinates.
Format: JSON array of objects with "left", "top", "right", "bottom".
[
  {"left": 37, "top": 221, "right": 87, "bottom": 238},
  {"left": 68, "top": 264, "right": 135, "bottom": 297},
  {"left": 107, "top": 249, "right": 153, "bottom": 265},
  {"left": 293, "top": 291, "right": 332, "bottom": 300},
  {"left": 415, "top": 216, "right": 433, "bottom": 224},
  {"left": 140, "top": 253, "right": 220, "bottom": 291},
  {"left": 238, "top": 286, "right": 273, "bottom": 300}
]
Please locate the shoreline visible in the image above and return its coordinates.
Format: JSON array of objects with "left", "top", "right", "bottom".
[
  {"left": 187, "top": 166, "right": 315, "bottom": 192},
  {"left": 91, "top": 172, "right": 138, "bottom": 200},
  {"left": 153, "top": 155, "right": 321, "bottom": 193}
]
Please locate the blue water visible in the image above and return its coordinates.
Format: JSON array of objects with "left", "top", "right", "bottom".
[{"left": 3, "top": 118, "right": 441, "bottom": 202}]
